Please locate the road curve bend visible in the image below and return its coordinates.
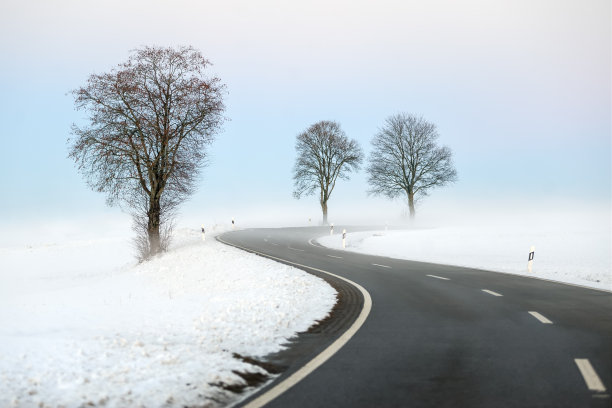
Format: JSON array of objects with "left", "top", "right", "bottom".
[{"left": 220, "top": 227, "right": 612, "bottom": 408}]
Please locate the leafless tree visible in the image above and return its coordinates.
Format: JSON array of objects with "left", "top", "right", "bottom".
[
  {"left": 293, "top": 121, "right": 363, "bottom": 224},
  {"left": 367, "top": 113, "right": 457, "bottom": 218},
  {"left": 68, "top": 46, "right": 226, "bottom": 259}
]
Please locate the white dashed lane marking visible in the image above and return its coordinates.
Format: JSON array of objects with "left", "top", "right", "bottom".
[
  {"left": 372, "top": 263, "right": 391, "bottom": 269},
  {"left": 575, "top": 359, "right": 607, "bottom": 392},
  {"left": 427, "top": 274, "right": 450, "bottom": 280},
  {"left": 528, "top": 311, "right": 553, "bottom": 324},
  {"left": 481, "top": 289, "right": 503, "bottom": 297},
  {"left": 288, "top": 247, "right": 305, "bottom": 252},
  {"left": 327, "top": 255, "right": 343, "bottom": 259}
]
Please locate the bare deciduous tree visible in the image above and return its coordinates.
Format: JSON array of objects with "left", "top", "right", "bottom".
[
  {"left": 367, "top": 113, "right": 457, "bottom": 218},
  {"left": 293, "top": 121, "right": 363, "bottom": 224},
  {"left": 69, "top": 45, "right": 226, "bottom": 259}
]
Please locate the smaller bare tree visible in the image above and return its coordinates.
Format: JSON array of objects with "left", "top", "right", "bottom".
[
  {"left": 367, "top": 113, "right": 457, "bottom": 218},
  {"left": 293, "top": 121, "right": 363, "bottom": 224}
]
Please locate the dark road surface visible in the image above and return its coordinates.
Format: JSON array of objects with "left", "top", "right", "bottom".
[{"left": 219, "top": 227, "right": 612, "bottom": 408}]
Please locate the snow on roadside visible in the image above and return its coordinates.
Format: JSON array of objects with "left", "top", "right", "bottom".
[
  {"left": 0, "top": 227, "right": 336, "bottom": 407},
  {"left": 317, "top": 224, "right": 611, "bottom": 291}
]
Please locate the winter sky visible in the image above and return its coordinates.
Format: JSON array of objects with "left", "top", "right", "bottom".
[{"left": 1, "top": 0, "right": 610, "bottom": 230}]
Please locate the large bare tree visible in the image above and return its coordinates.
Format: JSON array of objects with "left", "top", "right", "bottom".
[
  {"left": 293, "top": 120, "right": 363, "bottom": 224},
  {"left": 367, "top": 113, "right": 457, "bottom": 218},
  {"left": 69, "top": 46, "right": 226, "bottom": 259}
]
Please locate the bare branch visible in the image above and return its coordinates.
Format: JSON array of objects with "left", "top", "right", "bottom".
[
  {"left": 68, "top": 45, "right": 226, "bottom": 258},
  {"left": 366, "top": 113, "right": 457, "bottom": 218},
  {"left": 292, "top": 120, "right": 363, "bottom": 223}
]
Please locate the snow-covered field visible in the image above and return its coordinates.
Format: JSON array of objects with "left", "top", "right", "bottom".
[
  {"left": 0, "top": 227, "right": 336, "bottom": 407},
  {"left": 318, "top": 215, "right": 611, "bottom": 291}
]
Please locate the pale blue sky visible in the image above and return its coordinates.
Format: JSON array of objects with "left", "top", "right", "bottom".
[{"left": 1, "top": 0, "right": 610, "bottom": 228}]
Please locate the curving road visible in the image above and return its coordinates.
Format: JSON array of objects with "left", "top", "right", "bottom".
[{"left": 220, "top": 227, "right": 612, "bottom": 408}]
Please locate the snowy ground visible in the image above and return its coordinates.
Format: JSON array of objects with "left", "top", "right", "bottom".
[
  {"left": 0, "top": 227, "right": 336, "bottom": 407},
  {"left": 318, "top": 216, "right": 611, "bottom": 291}
]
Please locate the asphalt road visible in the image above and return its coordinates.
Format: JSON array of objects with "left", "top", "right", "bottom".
[{"left": 220, "top": 227, "right": 612, "bottom": 408}]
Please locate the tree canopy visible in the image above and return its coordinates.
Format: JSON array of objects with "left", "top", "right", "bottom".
[
  {"left": 367, "top": 113, "right": 457, "bottom": 218},
  {"left": 293, "top": 120, "right": 363, "bottom": 224},
  {"left": 69, "top": 45, "right": 226, "bottom": 258}
]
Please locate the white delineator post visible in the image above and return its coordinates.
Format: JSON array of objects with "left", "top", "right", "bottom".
[
  {"left": 232, "top": 217, "right": 235, "bottom": 229},
  {"left": 201, "top": 225, "right": 206, "bottom": 241},
  {"left": 342, "top": 229, "right": 346, "bottom": 249},
  {"left": 330, "top": 223, "right": 334, "bottom": 235},
  {"left": 527, "top": 246, "right": 535, "bottom": 273}
]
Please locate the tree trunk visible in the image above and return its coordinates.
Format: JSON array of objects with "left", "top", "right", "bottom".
[
  {"left": 408, "top": 192, "right": 416, "bottom": 219},
  {"left": 321, "top": 200, "right": 328, "bottom": 225},
  {"left": 147, "top": 197, "right": 162, "bottom": 256}
]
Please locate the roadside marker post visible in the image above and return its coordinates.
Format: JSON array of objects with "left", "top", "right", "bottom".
[
  {"left": 527, "top": 246, "right": 535, "bottom": 273},
  {"left": 342, "top": 229, "right": 346, "bottom": 249},
  {"left": 330, "top": 223, "right": 334, "bottom": 235},
  {"left": 201, "top": 225, "right": 206, "bottom": 241},
  {"left": 232, "top": 218, "right": 235, "bottom": 229}
]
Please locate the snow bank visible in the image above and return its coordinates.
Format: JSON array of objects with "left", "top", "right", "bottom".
[
  {"left": 318, "top": 221, "right": 611, "bottom": 291},
  {"left": 0, "top": 227, "right": 336, "bottom": 407}
]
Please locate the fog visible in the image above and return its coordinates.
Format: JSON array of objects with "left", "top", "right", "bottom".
[
  {"left": 2, "top": 194, "right": 609, "bottom": 295},
  {"left": 177, "top": 194, "right": 610, "bottom": 233},
  {"left": 4, "top": 196, "right": 609, "bottom": 243}
]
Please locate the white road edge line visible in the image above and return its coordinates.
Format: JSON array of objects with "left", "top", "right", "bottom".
[
  {"left": 575, "top": 359, "right": 607, "bottom": 392},
  {"left": 372, "top": 263, "right": 391, "bottom": 269},
  {"left": 482, "top": 289, "right": 503, "bottom": 297},
  {"left": 528, "top": 311, "right": 553, "bottom": 324},
  {"left": 306, "top": 231, "right": 612, "bottom": 294},
  {"left": 288, "top": 247, "right": 305, "bottom": 252},
  {"left": 327, "top": 255, "right": 343, "bottom": 259},
  {"left": 307, "top": 238, "right": 321, "bottom": 248},
  {"left": 216, "top": 235, "right": 372, "bottom": 408},
  {"left": 427, "top": 274, "right": 450, "bottom": 280}
]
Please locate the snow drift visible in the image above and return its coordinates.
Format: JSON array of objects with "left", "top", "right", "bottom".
[{"left": 0, "top": 227, "right": 336, "bottom": 407}]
